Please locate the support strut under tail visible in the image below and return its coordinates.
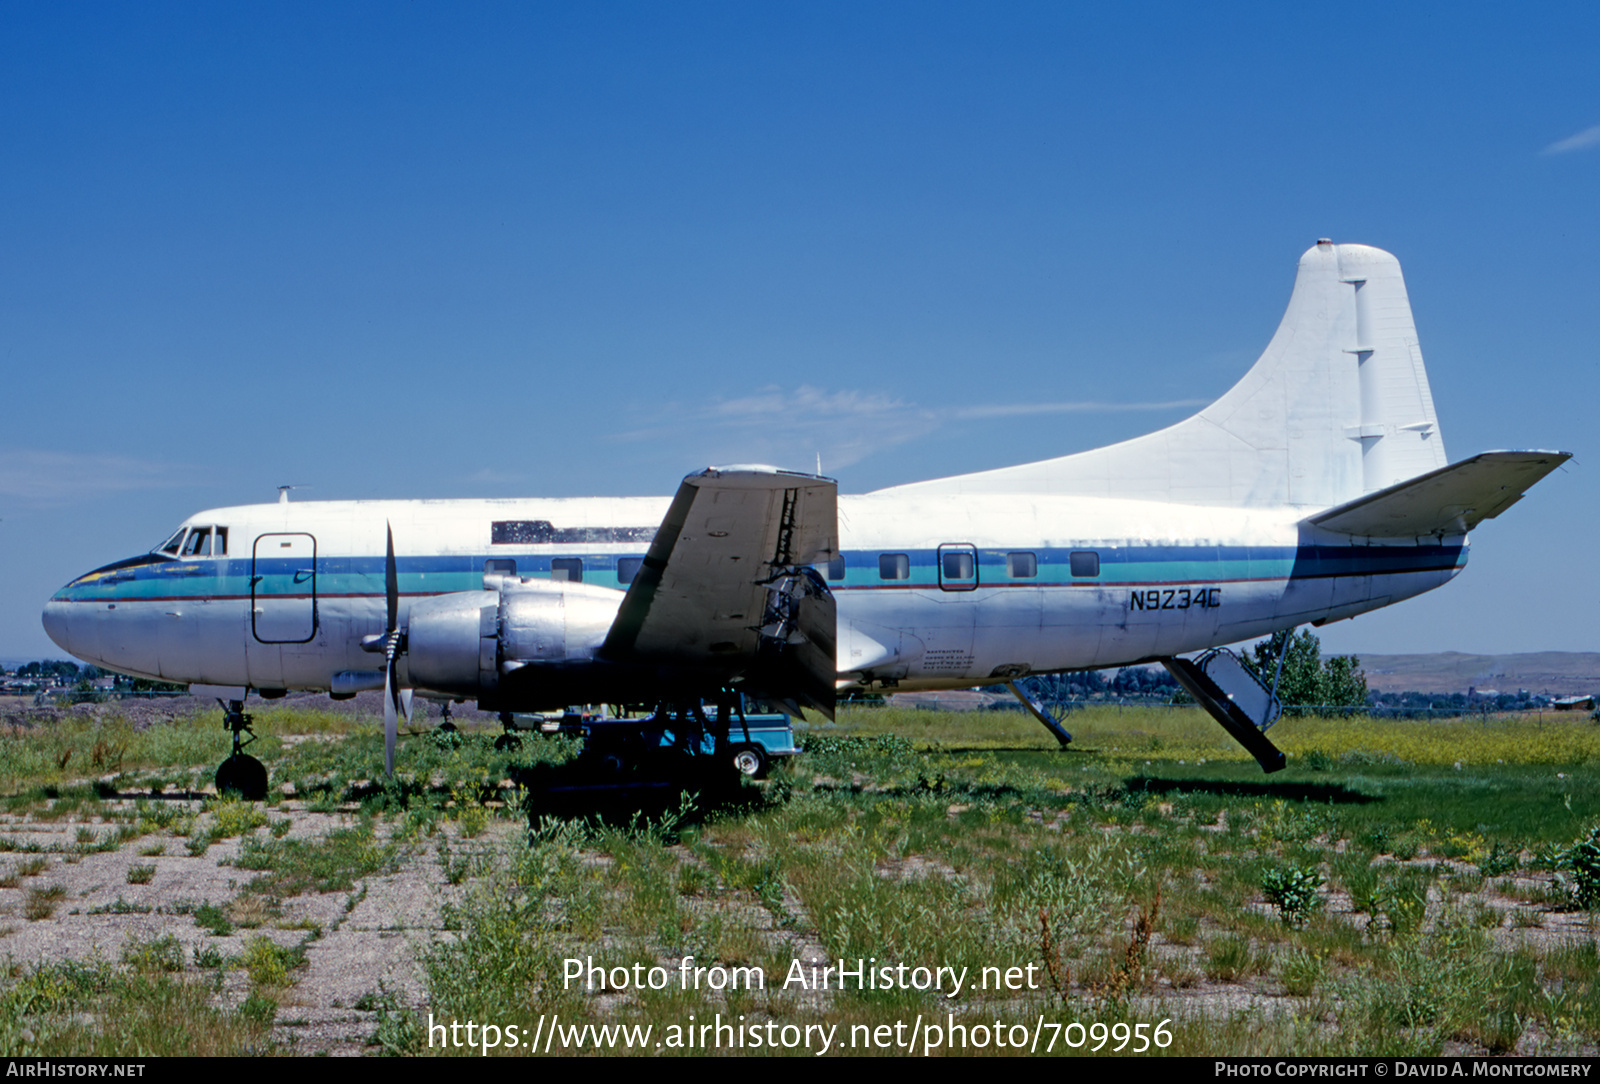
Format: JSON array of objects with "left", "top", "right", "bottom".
[{"left": 1160, "top": 655, "right": 1287, "bottom": 773}]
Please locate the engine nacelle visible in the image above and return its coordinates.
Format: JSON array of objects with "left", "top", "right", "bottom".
[{"left": 405, "top": 578, "right": 626, "bottom": 698}]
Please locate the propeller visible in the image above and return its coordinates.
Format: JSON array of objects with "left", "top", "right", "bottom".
[{"left": 381, "top": 523, "right": 412, "bottom": 776}]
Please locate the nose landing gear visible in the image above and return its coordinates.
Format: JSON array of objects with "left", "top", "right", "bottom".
[{"left": 215, "top": 699, "right": 269, "bottom": 800}]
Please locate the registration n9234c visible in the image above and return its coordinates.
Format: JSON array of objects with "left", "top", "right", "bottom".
[{"left": 1128, "top": 587, "right": 1221, "bottom": 611}]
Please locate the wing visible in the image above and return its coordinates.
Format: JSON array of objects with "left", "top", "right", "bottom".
[
  {"left": 602, "top": 466, "right": 839, "bottom": 717},
  {"left": 1307, "top": 450, "right": 1570, "bottom": 538}
]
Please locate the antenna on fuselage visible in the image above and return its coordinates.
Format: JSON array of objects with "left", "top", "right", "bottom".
[{"left": 277, "top": 485, "right": 307, "bottom": 504}]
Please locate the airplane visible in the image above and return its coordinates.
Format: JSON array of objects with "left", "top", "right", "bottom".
[{"left": 41, "top": 240, "right": 1569, "bottom": 795}]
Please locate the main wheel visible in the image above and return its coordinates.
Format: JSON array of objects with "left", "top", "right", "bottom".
[
  {"left": 215, "top": 754, "right": 268, "bottom": 801},
  {"left": 494, "top": 732, "right": 523, "bottom": 751},
  {"left": 730, "top": 744, "right": 767, "bottom": 779}
]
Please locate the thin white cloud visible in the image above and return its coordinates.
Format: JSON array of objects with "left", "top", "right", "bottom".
[
  {"left": 0, "top": 449, "right": 193, "bottom": 504},
  {"left": 706, "top": 386, "right": 909, "bottom": 421},
  {"left": 952, "top": 398, "right": 1208, "bottom": 419},
  {"left": 462, "top": 466, "right": 526, "bottom": 486},
  {"left": 613, "top": 386, "right": 937, "bottom": 470},
  {"left": 1543, "top": 124, "right": 1600, "bottom": 154},
  {"left": 612, "top": 386, "right": 1199, "bottom": 471}
]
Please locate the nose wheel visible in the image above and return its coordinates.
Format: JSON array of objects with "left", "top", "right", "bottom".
[{"left": 215, "top": 699, "right": 268, "bottom": 800}]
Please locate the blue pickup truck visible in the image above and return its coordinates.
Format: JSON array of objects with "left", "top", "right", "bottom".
[{"left": 540, "top": 703, "right": 799, "bottom": 780}]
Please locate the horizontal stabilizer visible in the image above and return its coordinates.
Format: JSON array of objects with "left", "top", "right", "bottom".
[{"left": 1307, "top": 450, "right": 1570, "bottom": 538}]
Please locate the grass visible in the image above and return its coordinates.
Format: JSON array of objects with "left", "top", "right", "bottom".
[
  {"left": 24, "top": 885, "right": 67, "bottom": 921},
  {"left": 6, "top": 701, "right": 1600, "bottom": 1055},
  {"left": 237, "top": 820, "right": 399, "bottom": 896},
  {"left": 434, "top": 710, "right": 1600, "bottom": 1055},
  {"left": 0, "top": 956, "right": 279, "bottom": 1056},
  {"left": 0, "top": 711, "right": 274, "bottom": 794}
]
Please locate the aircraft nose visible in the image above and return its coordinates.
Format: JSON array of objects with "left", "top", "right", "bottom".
[{"left": 42, "top": 597, "right": 77, "bottom": 657}]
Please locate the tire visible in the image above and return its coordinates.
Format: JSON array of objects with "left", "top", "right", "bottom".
[
  {"left": 730, "top": 744, "right": 767, "bottom": 779},
  {"left": 494, "top": 732, "right": 523, "bottom": 751},
  {"left": 216, "top": 754, "right": 268, "bottom": 801}
]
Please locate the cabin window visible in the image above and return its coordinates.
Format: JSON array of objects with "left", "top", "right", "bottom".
[
  {"left": 485, "top": 558, "right": 517, "bottom": 576},
  {"left": 878, "top": 553, "right": 910, "bottom": 580},
  {"left": 551, "top": 558, "right": 583, "bottom": 583},
  {"left": 1007, "top": 552, "right": 1037, "bottom": 578},
  {"left": 1070, "top": 551, "right": 1100, "bottom": 578},
  {"left": 617, "top": 557, "right": 643, "bottom": 584},
  {"left": 823, "top": 556, "right": 846, "bottom": 581},
  {"left": 938, "top": 544, "right": 978, "bottom": 590}
]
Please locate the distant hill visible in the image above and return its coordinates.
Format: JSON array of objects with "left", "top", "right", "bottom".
[{"left": 1354, "top": 652, "right": 1600, "bottom": 696}]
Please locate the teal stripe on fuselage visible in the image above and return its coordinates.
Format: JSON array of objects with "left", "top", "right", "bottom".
[{"left": 53, "top": 542, "right": 1467, "bottom": 604}]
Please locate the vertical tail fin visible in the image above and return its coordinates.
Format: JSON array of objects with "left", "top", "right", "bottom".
[{"left": 881, "top": 241, "right": 1448, "bottom": 508}]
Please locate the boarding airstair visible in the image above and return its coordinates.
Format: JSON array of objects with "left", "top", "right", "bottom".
[{"left": 1161, "top": 647, "right": 1286, "bottom": 773}]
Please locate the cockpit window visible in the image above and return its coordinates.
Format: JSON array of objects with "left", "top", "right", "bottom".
[
  {"left": 212, "top": 527, "right": 227, "bottom": 556},
  {"left": 157, "top": 529, "right": 186, "bottom": 556},
  {"left": 182, "top": 527, "right": 212, "bottom": 557}
]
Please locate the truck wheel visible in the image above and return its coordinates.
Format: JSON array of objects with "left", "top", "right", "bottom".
[{"left": 731, "top": 745, "right": 767, "bottom": 779}]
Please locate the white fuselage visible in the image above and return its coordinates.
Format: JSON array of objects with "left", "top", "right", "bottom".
[{"left": 42, "top": 490, "right": 1465, "bottom": 697}]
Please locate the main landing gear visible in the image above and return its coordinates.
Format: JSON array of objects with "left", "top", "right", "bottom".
[
  {"left": 494, "top": 710, "right": 523, "bottom": 752},
  {"left": 215, "top": 699, "right": 269, "bottom": 800}
]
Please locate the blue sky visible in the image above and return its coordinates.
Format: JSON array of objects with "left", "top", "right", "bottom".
[{"left": 1, "top": 2, "right": 1595, "bottom": 660}]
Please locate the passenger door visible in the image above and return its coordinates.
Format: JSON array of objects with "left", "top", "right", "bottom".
[{"left": 251, "top": 533, "right": 318, "bottom": 643}]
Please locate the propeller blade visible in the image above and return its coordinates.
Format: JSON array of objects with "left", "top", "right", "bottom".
[
  {"left": 384, "top": 659, "right": 398, "bottom": 777},
  {"left": 385, "top": 522, "right": 399, "bottom": 634},
  {"left": 380, "top": 522, "right": 410, "bottom": 778}
]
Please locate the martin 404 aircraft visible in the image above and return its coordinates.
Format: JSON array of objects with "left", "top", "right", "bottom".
[{"left": 42, "top": 241, "right": 1568, "bottom": 795}]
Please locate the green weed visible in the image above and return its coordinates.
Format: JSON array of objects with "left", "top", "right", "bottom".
[
  {"left": 24, "top": 884, "right": 67, "bottom": 920},
  {"left": 238, "top": 936, "right": 304, "bottom": 987},
  {"left": 1280, "top": 948, "right": 1327, "bottom": 996},
  {"left": 120, "top": 934, "right": 184, "bottom": 973},
  {"left": 1206, "top": 934, "right": 1268, "bottom": 982},
  {"left": 193, "top": 903, "right": 234, "bottom": 936},
  {"left": 237, "top": 992, "right": 278, "bottom": 1028},
  {"left": 1561, "top": 825, "right": 1600, "bottom": 908},
  {"left": 193, "top": 944, "right": 226, "bottom": 970},
  {"left": 1261, "top": 863, "right": 1324, "bottom": 926},
  {"left": 360, "top": 987, "right": 421, "bottom": 1055}
]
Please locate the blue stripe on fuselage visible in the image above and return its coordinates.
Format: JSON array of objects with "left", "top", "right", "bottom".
[{"left": 52, "top": 542, "right": 1468, "bottom": 604}]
